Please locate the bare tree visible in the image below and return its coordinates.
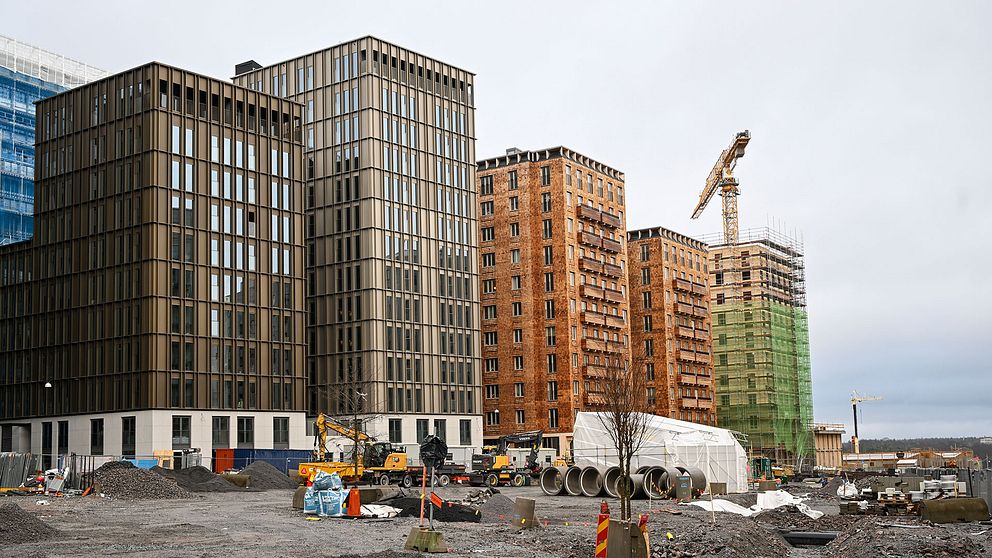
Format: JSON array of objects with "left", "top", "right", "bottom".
[
  {"left": 594, "top": 343, "right": 651, "bottom": 522},
  {"left": 312, "top": 356, "right": 386, "bottom": 466}
]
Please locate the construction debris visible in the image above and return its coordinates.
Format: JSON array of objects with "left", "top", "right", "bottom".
[
  {"left": 93, "top": 461, "right": 192, "bottom": 500},
  {"left": 0, "top": 503, "right": 59, "bottom": 544},
  {"left": 241, "top": 460, "right": 299, "bottom": 490},
  {"left": 826, "top": 517, "right": 989, "bottom": 558},
  {"left": 151, "top": 465, "right": 248, "bottom": 493}
]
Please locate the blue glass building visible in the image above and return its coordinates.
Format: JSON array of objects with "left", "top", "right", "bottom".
[{"left": 0, "top": 36, "right": 104, "bottom": 244}]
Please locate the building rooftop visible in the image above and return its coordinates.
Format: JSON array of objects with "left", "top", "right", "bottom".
[
  {"left": 627, "top": 226, "right": 708, "bottom": 250},
  {"left": 477, "top": 146, "right": 624, "bottom": 181},
  {"left": 0, "top": 34, "right": 106, "bottom": 88}
]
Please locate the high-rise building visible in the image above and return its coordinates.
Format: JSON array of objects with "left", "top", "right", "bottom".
[
  {"left": 0, "top": 35, "right": 105, "bottom": 244},
  {"left": 704, "top": 227, "right": 812, "bottom": 466},
  {"left": 0, "top": 63, "right": 308, "bottom": 463},
  {"left": 627, "top": 227, "right": 716, "bottom": 425},
  {"left": 233, "top": 37, "right": 482, "bottom": 456},
  {"left": 476, "top": 147, "right": 628, "bottom": 453}
]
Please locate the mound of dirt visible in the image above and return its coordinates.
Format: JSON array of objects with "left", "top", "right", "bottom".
[
  {"left": 754, "top": 505, "right": 862, "bottom": 532},
  {"left": 391, "top": 496, "right": 481, "bottom": 522},
  {"left": 242, "top": 460, "right": 299, "bottom": 490},
  {"left": 0, "top": 503, "right": 58, "bottom": 545},
  {"left": 826, "top": 517, "right": 987, "bottom": 558},
  {"left": 94, "top": 461, "right": 192, "bottom": 500},
  {"left": 650, "top": 509, "right": 791, "bottom": 558},
  {"left": 479, "top": 494, "right": 516, "bottom": 523},
  {"left": 152, "top": 465, "right": 248, "bottom": 493}
]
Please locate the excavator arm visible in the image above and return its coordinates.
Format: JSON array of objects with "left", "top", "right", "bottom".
[
  {"left": 496, "top": 430, "right": 544, "bottom": 473},
  {"left": 313, "top": 413, "right": 373, "bottom": 462}
]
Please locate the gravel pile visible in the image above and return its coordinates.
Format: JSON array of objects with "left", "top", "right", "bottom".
[
  {"left": 93, "top": 461, "right": 192, "bottom": 500},
  {"left": 815, "top": 476, "right": 845, "bottom": 497},
  {"left": 479, "top": 494, "right": 516, "bottom": 523},
  {"left": 0, "top": 503, "right": 58, "bottom": 545},
  {"left": 826, "top": 517, "right": 987, "bottom": 558},
  {"left": 719, "top": 492, "right": 758, "bottom": 508},
  {"left": 754, "top": 505, "right": 862, "bottom": 532},
  {"left": 650, "top": 510, "right": 791, "bottom": 558},
  {"left": 392, "top": 496, "right": 482, "bottom": 522},
  {"left": 242, "top": 460, "right": 299, "bottom": 490},
  {"left": 152, "top": 465, "right": 247, "bottom": 493}
]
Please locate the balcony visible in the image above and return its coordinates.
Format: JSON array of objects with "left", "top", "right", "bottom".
[
  {"left": 676, "top": 326, "right": 695, "bottom": 339},
  {"left": 695, "top": 352, "right": 711, "bottom": 365},
  {"left": 675, "top": 302, "right": 694, "bottom": 316},
  {"left": 604, "top": 313, "right": 625, "bottom": 329},
  {"left": 691, "top": 282, "right": 707, "bottom": 296},
  {"left": 679, "top": 373, "right": 714, "bottom": 387},
  {"left": 602, "top": 262, "right": 623, "bottom": 278},
  {"left": 584, "top": 393, "right": 606, "bottom": 406},
  {"left": 600, "top": 211, "right": 623, "bottom": 229},
  {"left": 581, "top": 284, "right": 605, "bottom": 300},
  {"left": 673, "top": 278, "right": 692, "bottom": 292},
  {"left": 579, "top": 257, "right": 604, "bottom": 274},
  {"left": 682, "top": 398, "right": 714, "bottom": 410},
  {"left": 585, "top": 363, "right": 608, "bottom": 379},
  {"left": 576, "top": 203, "right": 601, "bottom": 222},
  {"left": 578, "top": 231, "right": 602, "bottom": 248},
  {"left": 693, "top": 329, "right": 710, "bottom": 342},
  {"left": 603, "top": 288, "right": 625, "bottom": 304},
  {"left": 601, "top": 237, "right": 622, "bottom": 254},
  {"left": 692, "top": 305, "right": 708, "bottom": 318},
  {"left": 583, "top": 337, "right": 624, "bottom": 354}
]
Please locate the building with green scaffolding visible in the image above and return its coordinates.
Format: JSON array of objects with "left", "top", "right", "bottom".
[{"left": 702, "top": 228, "right": 813, "bottom": 469}]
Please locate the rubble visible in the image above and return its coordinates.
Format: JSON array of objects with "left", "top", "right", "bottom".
[
  {"left": 826, "top": 517, "right": 990, "bottom": 558},
  {"left": 0, "top": 503, "right": 58, "bottom": 545},
  {"left": 241, "top": 461, "right": 299, "bottom": 490},
  {"left": 649, "top": 509, "right": 792, "bottom": 558},
  {"left": 753, "top": 505, "right": 861, "bottom": 532},
  {"left": 151, "top": 465, "right": 248, "bottom": 493},
  {"left": 93, "top": 461, "right": 193, "bottom": 500},
  {"left": 478, "top": 494, "right": 516, "bottom": 523}
]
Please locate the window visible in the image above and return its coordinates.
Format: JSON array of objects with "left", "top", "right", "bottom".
[
  {"left": 481, "top": 227, "right": 494, "bottom": 241},
  {"left": 483, "top": 305, "right": 497, "bottom": 320},
  {"left": 483, "top": 279, "right": 496, "bottom": 294},
  {"left": 547, "top": 381, "right": 558, "bottom": 401},
  {"left": 546, "top": 326, "right": 556, "bottom": 346},
  {"left": 90, "top": 418, "right": 104, "bottom": 455},
  {"left": 389, "top": 419, "right": 402, "bottom": 443},
  {"left": 173, "top": 415, "right": 191, "bottom": 450},
  {"left": 459, "top": 419, "right": 472, "bottom": 445},
  {"left": 516, "top": 410, "right": 525, "bottom": 424},
  {"left": 510, "top": 249, "right": 520, "bottom": 264},
  {"left": 512, "top": 302, "right": 522, "bottom": 316},
  {"left": 480, "top": 201, "right": 494, "bottom": 216},
  {"left": 509, "top": 222, "right": 519, "bottom": 237},
  {"left": 642, "top": 291, "right": 652, "bottom": 309},
  {"left": 513, "top": 355, "right": 524, "bottom": 370},
  {"left": 121, "top": 417, "right": 136, "bottom": 458},
  {"left": 544, "top": 272, "right": 554, "bottom": 292},
  {"left": 513, "top": 329, "right": 523, "bottom": 343},
  {"left": 511, "top": 275, "right": 522, "bottom": 289},
  {"left": 515, "top": 383, "right": 525, "bottom": 397},
  {"left": 543, "top": 246, "right": 553, "bottom": 266},
  {"left": 416, "top": 419, "right": 429, "bottom": 443},
  {"left": 212, "top": 416, "right": 230, "bottom": 448},
  {"left": 641, "top": 267, "right": 651, "bottom": 285},
  {"left": 542, "top": 219, "right": 553, "bottom": 239},
  {"left": 486, "top": 411, "right": 500, "bottom": 426},
  {"left": 481, "top": 252, "right": 496, "bottom": 267},
  {"left": 237, "top": 416, "right": 254, "bottom": 448},
  {"left": 545, "top": 299, "right": 556, "bottom": 319},
  {"left": 547, "top": 353, "right": 558, "bottom": 374},
  {"left": 273, "top": 417, "right": 289, "bottom": 449},
  {"left": 644, "top": 339, "right": 654, "bottom": 356},
  {"left": 485, "top": 358, "right": 499, "bottom": 372},
  {"left": 509, "top": 196, "right": 519, "bottom": 211},
  {"left": 479, "top": 175, "right": 493, "bottom": 195},
  {"left": 485, "top": 385, "right": 500, "bottom": 399},
  {"left": 716, "top": 293, "right": 725, "bottom": 305},
  {"left": 540, "top": 165, "right": 550, "bottom": 185},
  {"left": 508, "top": 170, "right": 518, "bottom": 190},
  {"left": 541, "top": 192, "right": 552, "bottom": 212},
  {"left": 484, "top": 331, "right": 498, "bottom": 345},
  {"left": 640, "top": 244, "right": 649, "bottom": 261},
  {"left": 548, "top": 408, "right": 559, "bottom": 428}
]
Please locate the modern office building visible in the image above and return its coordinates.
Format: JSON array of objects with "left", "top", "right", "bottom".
[
  {"left": 704, "top": 227, "right": 812, "bottom": 466},
  {"left": 0, "top": 63, "right": 308, "bottom": 464},
  {"left": 627, "top": 226, "right": 716, "bottom": 426},
  {"left": 476, "top": 147, "right": 628, "bottom": 453},
  {"left": 233, "top": 37, "right": 482, "bottom": 455},
  {"left": 0, "top": 35, "right": 105, "bottom": 244}
]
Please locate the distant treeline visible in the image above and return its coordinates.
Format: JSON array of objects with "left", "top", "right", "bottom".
[{"left": 843, "top": 437, "right": 992, "bottom": 459}]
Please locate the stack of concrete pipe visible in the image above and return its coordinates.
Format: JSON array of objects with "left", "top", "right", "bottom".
[{"left": 539, "top": 464, "right": 708, "bottom": 499}]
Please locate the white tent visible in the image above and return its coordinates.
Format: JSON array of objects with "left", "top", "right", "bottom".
[{"left": 571, "top": 412, "right": 749, "bottom": 493}]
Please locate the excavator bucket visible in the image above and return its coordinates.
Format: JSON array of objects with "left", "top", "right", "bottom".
[{"left": 919, "top": 498, "right": 990, "bottom": 524}]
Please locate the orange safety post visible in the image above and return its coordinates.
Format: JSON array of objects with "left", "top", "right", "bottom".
[
  {"left": 595, "top": 500, "right": 610, "bottom": 558},
  {"left": 347, "top": 486, "right": 361, "bottom": 517},
  {"left": 419, "top": 465, "right": 428, "bottom": 527}
]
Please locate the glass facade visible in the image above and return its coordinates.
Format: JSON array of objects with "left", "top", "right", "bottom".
[{"left": 0, "top": 35, "right": 104, "bottom": 244}]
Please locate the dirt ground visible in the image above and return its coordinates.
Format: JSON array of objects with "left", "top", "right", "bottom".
[{"left": 1, "top": 485, "right": 989, "bottom": 558}]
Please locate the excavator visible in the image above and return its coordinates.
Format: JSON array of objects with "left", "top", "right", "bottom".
[
  {"left": 468, "top": 431, "right": 544, "bottom": 487},
  {"left": 297, "top": 414, "right": 467, "bottom": 487}
]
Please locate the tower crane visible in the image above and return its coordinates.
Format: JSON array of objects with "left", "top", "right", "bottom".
[
  {"left": 850, "top": 391, "right": 882, "bottom": 455},
  {"left": 690, "top": 130, "right": 751, "bottom": 244}
]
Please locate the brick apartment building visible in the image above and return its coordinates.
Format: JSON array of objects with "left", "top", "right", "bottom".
[
  {"left": 476, "top": 147, "right": 628, "bottom": 453},
  {"left": 627, "top": 227, "right": 716, "bottom": 425}
]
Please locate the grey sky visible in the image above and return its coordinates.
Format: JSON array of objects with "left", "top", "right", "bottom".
[{"left": 9, "top": 1, "right": 991, "bottom": 438}]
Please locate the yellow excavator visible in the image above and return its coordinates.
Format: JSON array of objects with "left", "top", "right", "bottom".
[{"left": 296, "top": 414, "right": 407, "bottom": 483}]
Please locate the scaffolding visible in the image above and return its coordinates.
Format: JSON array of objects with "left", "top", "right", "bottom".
[{"left": 700, "top": 227, "right": 813, "bottom": 469}]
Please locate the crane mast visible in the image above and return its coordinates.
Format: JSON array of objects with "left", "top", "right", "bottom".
[{"left": 850, "top": 391, "right": 882, "bottom": 455}]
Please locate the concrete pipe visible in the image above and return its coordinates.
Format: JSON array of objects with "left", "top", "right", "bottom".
[
  {"left": 563, "top": 466, "right": 584, "bottom": 496},
  {"left": 642, "top": 467, "right": 667, "bottom": 500},
  {"left": 602, "top": 466, "right": 622, "bottom": 498},
  {"left": 658, "top": 466, "right": 682, "bottom": 498},
  {"left": 612, "top": 474, "right": 648, "bottom": 500},
  {"left": 539, "top": 466, "right": 567, "bottom": 496},
  {"left": 579, "top": 466, "right": 607, "bottom": 497},
  {"left": 635, "top": 465, "right": 652, "bottom": 474}
]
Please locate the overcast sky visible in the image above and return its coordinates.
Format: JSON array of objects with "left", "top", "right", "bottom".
[{"left": 9, "top": 1, "right": 991, "bottom": 438}]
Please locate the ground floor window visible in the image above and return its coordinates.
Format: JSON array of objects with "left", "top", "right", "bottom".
[
  {"left": 212, "top": 416, "right": 230, "bottom": 448},
  {"left": 388, "top": 419, "right": 402, "bottom": 443},
  {"left": 273, "top": 417, "right": 289, "bottom": 449},
  {"left": 237, "top": 417, "right": 254, "bottom": 449},
  {"left": 122, "top": 417, "right": 136, "bottom": 458},
  {"left": 90, "top": 418, "right": 104, "bottom": 455},
  {"left": 172, "top": 415, "right": 191, "bottom": 450},
  {"left": 459, "top": 419, "right": 471, "bottom": 446}
]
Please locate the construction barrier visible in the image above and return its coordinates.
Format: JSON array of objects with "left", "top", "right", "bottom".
[{"left": 595, "top": 501, "right": 610, "bottom": 558}]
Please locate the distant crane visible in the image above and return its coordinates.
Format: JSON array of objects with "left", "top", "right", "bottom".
[{"left": 850, "top": 391, "right": 882, "bottom": 454}]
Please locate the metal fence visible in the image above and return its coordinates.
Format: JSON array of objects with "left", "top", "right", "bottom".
[{"left": 0, "top": 452, "right": 40, "bottom": 488}]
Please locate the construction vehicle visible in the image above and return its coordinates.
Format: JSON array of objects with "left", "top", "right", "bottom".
[
  {"left": 468, "top": 431, "right": 544, "bottom": 487},
  {"left": 296, "top": 414, "right": 467, "bottom": 487},
  {"left": 850, "top": 391, "right": 882, "bottom": 454}
]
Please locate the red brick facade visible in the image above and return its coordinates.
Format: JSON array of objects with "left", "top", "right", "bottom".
[
  {"left": 627, "top": 228, "right": 716, "bottom": 426},
  {"left": 476, "top": 148, "right": 628, "bottom": 453}
]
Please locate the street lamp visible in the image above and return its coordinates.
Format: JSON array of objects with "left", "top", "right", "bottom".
[{"left": 44, "top": 382, "right": 52, "bottom": 388}]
